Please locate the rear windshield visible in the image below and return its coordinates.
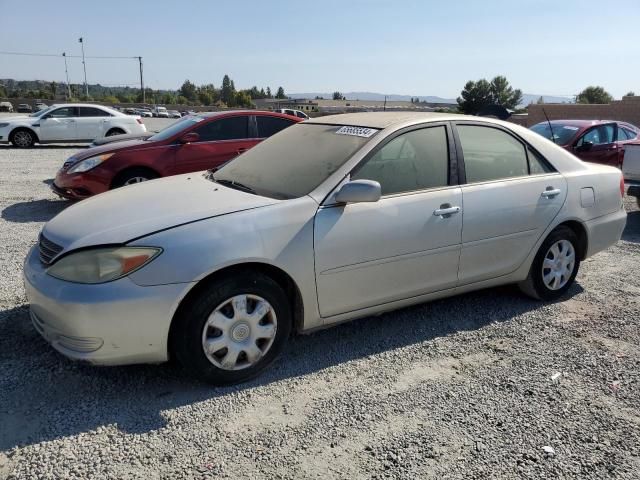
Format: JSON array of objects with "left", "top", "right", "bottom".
[
  {"left": 531, "top": 123, "right": 580, "bottom": 145},
  {"left": 212, "top": 124, "right": 377, "bottom": 199}
]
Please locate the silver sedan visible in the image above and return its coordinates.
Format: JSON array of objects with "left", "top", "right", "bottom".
[{"left": 24, "top": 112, "right": 627, "bottom": 384}]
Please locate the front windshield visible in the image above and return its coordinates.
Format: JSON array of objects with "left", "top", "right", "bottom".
[
  {"left": 531, "top": 123, "right": 580, "bottom": 145},
  {"left": 212, "top": 123, "right": 378, "bottom": 199},
  {"left": 146, "top": 115, "right": 204, "bottom": 141},
  {"left": 30, "top": 106, "right": 54, "bottom": 117}
]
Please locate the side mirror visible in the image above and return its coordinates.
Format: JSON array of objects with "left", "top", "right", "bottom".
[
  {"left": 179, "top": 132, "right": 199, "bottom": 144},
  {"left": 335, "top": 179, "right": 381, "bottom": 204}
]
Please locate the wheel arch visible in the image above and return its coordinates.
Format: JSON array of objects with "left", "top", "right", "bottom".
[
  {"left": 167, "top": 262, "right": 305, "bottom": 358},
  {"left": 10, "top": 126, "right": 39, "bottom": 143},
  {"left": 105, "top": 127, "right": 127, "bottom": 136},
  {"left": 110, "top": 165, "right": 161, "bottom": 188},
  {"left": 555, "top": 219, "right": 588, "bottom": 260}
]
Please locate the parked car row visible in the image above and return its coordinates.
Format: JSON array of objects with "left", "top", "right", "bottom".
[{"left": 22, "top": 110, "right": 627, "bottom": 385}]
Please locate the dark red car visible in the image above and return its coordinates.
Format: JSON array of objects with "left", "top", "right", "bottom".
[
  {"left": 530, "top": 119, "right": 639, "bottom": 168},
  {"left": 53, "top": 110, "right": 301, "bottom": 200}
]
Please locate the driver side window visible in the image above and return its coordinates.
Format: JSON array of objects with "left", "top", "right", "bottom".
[
  {"left": 576, "top": 124, "right": 615, "bottom": 146},
  {"left": 351, "top": 126, "right": 449, "bottom": 195},
  {"left": 48, "top": 107, "right": 76, "bottom": 118}
]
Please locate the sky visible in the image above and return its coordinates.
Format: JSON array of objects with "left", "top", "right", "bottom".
[{"left": 1, "top": 0, "right": 639, "bottom": 99}]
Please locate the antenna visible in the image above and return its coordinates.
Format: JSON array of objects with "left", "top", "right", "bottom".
[{"left": 542, "top": 107, "right": 556, "bottom": 144}]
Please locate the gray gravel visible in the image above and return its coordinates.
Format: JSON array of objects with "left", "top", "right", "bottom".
[{"left": 0, "top": 144, "right": 639, "bottom": 479}]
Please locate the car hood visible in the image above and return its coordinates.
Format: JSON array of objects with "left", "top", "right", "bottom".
[
  {"left": 70, "top": 138, "right": 159, "bottom": 161},
  {"left": 42, "top": 173, "right": 279, "bottom": 252},
  {"left": 0, "top": 116, "right": 36, "bottom": 124}
]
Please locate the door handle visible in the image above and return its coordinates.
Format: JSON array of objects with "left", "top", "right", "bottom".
[
  {"left": 541, "top": 188, "right": 561, "bottom": 198},
  {"left": 433, "top": 205, "right": 461, "bottom": 217}
]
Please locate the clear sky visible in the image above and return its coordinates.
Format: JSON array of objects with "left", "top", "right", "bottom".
[{"left": 1, "top": 0, "right": 638, "bottom": 99}]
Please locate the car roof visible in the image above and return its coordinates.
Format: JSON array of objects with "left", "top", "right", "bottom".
[
  {"left": 535, "top": 119, "right": 618, "bottom": 128},
  {"left": 198, "top": 110, "right": 301, "bottom": 120},
  {"left": 306, "top": 111, "right": 470, "bottom": 129}
]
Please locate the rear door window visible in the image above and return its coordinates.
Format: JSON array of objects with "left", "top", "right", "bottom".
[
  {"left": 256, "top": 116, "right": 296, "bottom": 138},
  {"left": 194, "top": 116, "right": 249, "bottom": 141},
  {"left": 457, "top": 125, "right": 529, "bottom": 182},
  {"left": 80, "top": 107, "right": 111, "bottom": 117}
]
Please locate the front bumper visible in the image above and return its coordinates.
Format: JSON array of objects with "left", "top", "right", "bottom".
[
  {"left": 24, "top": 245, "right": 194, "bottom": 365},
  {"left": 52, "top": 168, "right": 110, "bottom": 200}
]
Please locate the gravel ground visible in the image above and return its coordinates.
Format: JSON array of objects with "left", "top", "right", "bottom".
[{"left": 0, "top": 144, "right": 638, "bottom": 479}]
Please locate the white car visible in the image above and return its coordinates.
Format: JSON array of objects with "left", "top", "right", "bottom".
[
  {"left": 138, "top": 108, "right": 153, "bottom": 118},
  {"left": 275, "top": 108, "right": 309, "bottom": 119},
  {"left": 24, "top": 112, "right": 626, "bottom": 384},
  {"left": 0, "top": 104, "right": 147, "bottom": 147},
  {"left": 153, "top": 106, "right": 169, "bottom": 118}
]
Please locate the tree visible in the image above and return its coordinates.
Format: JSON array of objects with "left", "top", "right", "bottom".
[
  {"left": 625, "top": 91, "right": 636, "bottom": 97},
  {"left": 49, "top": 81, "right": 57, "bottom": 99},
  {"left": 266, "top": 87, "right": 272, "bottom": 98},
  {"left": 102, "top": 95, "right": 119, "bottom": 104},
  {"left": 536, "top": 96, "right": 545, "bottom": 104},
  {"left": 576, "top": 86, "right": 612, "bottom": 104},
  {"left": 235, "top": 91, "right": 253, "bottom": 108},
  {"left": 221, "top": 75, "right": 235, "bottom": 105},
  {"left": 179, "top": 80, "right": 197, "bottom": 102},
  {"left": 456, "top": 79, "right": 492, "bottom": 114},
  {"left": 489, "top": 76, "right": 522, "bottom": 109},
  {"left": 456, "top": 76, "right": 522, "bottom": 114},
  {"left": 275, "top": 86, "right": 286, "bottom": 99},
  {"left": 332, "top": 91, "right": 345, "bottom": 100}
]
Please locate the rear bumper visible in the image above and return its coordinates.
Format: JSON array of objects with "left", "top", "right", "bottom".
[{"left": 585, "top": 207, "right": 627, "bottom": 257}]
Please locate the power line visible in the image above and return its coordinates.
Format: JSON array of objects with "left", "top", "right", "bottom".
[{"left": 0, "top": 50, "right": 138, "bottom": 59}]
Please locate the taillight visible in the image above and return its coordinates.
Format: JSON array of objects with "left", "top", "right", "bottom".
[
  {"left": 136, "top": 118, "right": 143, "bottom": 124},
  {"left": 620, "top": 175, "right": 625, "bottom": 197}
]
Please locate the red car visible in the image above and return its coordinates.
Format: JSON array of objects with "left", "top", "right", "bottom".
[
  {"left": 53, "top": 110, "right": 301, "bottom": 200},
  {"left": 530, "top": 119, "right": 639, "bottom": 168}
]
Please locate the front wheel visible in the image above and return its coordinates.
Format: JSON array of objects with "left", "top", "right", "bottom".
[
  {"left": 172, "top": 272, "right": 292, "bottom": 385},
  {"left": 11, "top": 129, "right": 36, "bottom": 148},
  {"left": 519, "top": 226, "right": 580, "bottom": 301},
  {"left": 111, "top": 168, "right": 158, "bottom": 188}
]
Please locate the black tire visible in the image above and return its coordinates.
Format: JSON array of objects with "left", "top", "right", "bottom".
[
  {"left": 172, "top": 272, "right": 292, "bottom": 385},
  {"left": 519, "top": 226, "right": 580, "bottom": 301},
  {"left": 10, "top": 128, "right": 36, "bottom": 148},
  {"left": 111, "top": 168, "right": 158, "bottom": 188},
  {"left": 106, "top": 128, "right": 125, "bottom": 137}
]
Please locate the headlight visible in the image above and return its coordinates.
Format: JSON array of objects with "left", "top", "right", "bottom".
[
  {"left": 0, "top": 123, "right": 9, "bottom": 128},
  {"left": 47, "top": 247, "right": 162, "bottom": 284},
  {"left": 67, "top": 153, "right": 114, "bottom": 173}
]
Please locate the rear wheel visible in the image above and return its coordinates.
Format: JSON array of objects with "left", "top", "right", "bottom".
[
  {"left": 519, "top": 226, "right": 580, "bottom": 300},
  {"left": 11, "top": 129, "right": 36, "bottom": 148},
  {"left": 172, "top": 272, "right": 292, "bottom": 385},
  {"left": 111, "top": 168, "right": 158, "bottom": 188},
  {"left": 106, "top": 128, "right": 125, "bottom": 137}
]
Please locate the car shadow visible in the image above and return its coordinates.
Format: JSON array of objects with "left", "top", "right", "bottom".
[
  {"left": 42, "top": 179, "right": 54, "bottom": 186},
  {"left": 1, "top": 199, "right": 68, "bottom": 223},
  {"left": 0, "top": 145, "right": 89, "bottom": 150},
  {"left": 0, "top": 283, "right": 583, "bottom": 450}
]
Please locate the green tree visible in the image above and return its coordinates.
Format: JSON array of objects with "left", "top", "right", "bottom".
[
  {"left": 457, "top": 76, "right": 522, "bottom": 114},
  {"left": 0, "top": 85, "right": 6, "bottom": 98},
  {"left": 625, "top": 91, "right": 635, "bottom": 97},
  {"left": 576, "top": 86, "right": 613, "bottom": 104},
  {"left": 221, "top": 75, "right": 236, "bottom": 105},
  {"left": 266, "top": 87, "right": 272, "bottom": 98},
  {"left": 235, "top": 91, "right": 253, "bottom": 108},
  {"left": 179, "top": 80, "right": 197, "bottom": 102},
  {"left": 102, "top": 95, "right": 119, "bottom": 104},
  {"left": 332, "top": 91, "right": 344, "bottom": 100},
  {"left": 536, "top": 96, "right": 545, "bottom": 104},
  {"left": 457, "top": 79, "right": 492, "bottom": 114},
  {"left": 49, "top": 81, "right": 57, "bottom": 99},
  {"left": 275, "top": 86, "right": 286, "bottom": 99}
]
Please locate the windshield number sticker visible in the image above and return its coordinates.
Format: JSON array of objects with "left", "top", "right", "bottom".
[{"left": 335, "top": 126, "right": 377, "bottom": 138}]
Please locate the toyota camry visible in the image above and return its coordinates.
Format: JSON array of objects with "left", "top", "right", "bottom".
[{"left": 24, "top": 112, "right": 627, "bottom": 384}]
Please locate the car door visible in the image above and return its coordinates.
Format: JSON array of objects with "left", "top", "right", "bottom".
[
  {"left": 454, "top": 123, "right": 567, "bottom": 285},
  {"left": 255, "top": 114, "right": 297, "bottom": 139},
  {"left": 77, "top": 106, "right": 111, "bottom": 140},
  {"left": 572, "top": 123, "right": 619, "bottom": 167},
  {"left": 173, "top": 115, "right": 255, "bottom": 174},
  {"left": 314, "top": 124, "right": 463, "bottom": 317},
  {"left": 39, "top": 106, "right": 78, "bottom": 141}
]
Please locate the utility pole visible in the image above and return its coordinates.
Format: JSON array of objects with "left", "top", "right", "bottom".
[
  {"left": 383, "top": 95, "right": 387, "bottom": 111},
  {"left": 62, "top": 52, "right": 72, "bottom": 99},
  {"left": 78, "top": 37, "right": 88, "bottom": 98},
  {"left": 138, "top": 56, "right": 145, "bottom": 104}
]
